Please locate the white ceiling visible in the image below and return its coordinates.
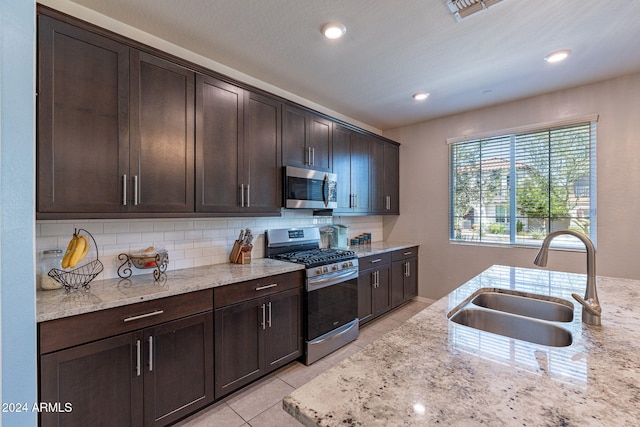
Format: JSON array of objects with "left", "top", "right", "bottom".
[{"left": 67, "top": 0, "right": 640, "bottom": 130}]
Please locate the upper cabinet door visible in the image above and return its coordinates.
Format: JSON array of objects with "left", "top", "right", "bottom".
[
  {"left": 129, "top": 51, "right": 195, "bottom": 213},
  {"left": 332, "top": 124, "right": 354, "bottom": 213},
  {"left": 384, "top": 142, "right": 400, "bottom": 214},
  {"left": 282, "top": 105, "right": 307, "bottom": 169},
  {"left": 37, "top": 15, "right": 130, "bottom": 215},
  {"left": 371, "top": 139, "right": 400, "bottom": 214},
  {"left": 195, "top": 74, "right": 244, "bottom": 213},
  {"left": 244, "top": 92, "right": 282, "bottom": 214},
  {"left": 282, "top": 105, "right": 332, "bottom": 172},
  {"left": 350, "top": 132, "right": 371, "bottom": 213},
  {"left": 370, "top": 138, "right": 386, "bottom": 213},
  {"left": 307, "top": 114, "right": 332, "bottom": 171}
]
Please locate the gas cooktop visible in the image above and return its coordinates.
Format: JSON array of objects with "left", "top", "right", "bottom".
[{"left": 273, "top": 248, "right": 356, "bottom": 268}]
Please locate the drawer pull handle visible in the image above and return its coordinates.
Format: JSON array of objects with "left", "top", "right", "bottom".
[
  {"left": 403, "top": 251, "right": 413, "bottom": 256},
  {"left": 123, "top": 310, "right": 164, "bottom": 322},
  {"left": 370, "top": 258, "right": 382, "bottom": 263},
  {"left": 255, "top": 283, "right": 278, "bottom": 291}
]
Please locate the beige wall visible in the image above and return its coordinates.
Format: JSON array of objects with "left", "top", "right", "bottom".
[{"left": 383, "top": 73, "right": 640, "bottom": 300}]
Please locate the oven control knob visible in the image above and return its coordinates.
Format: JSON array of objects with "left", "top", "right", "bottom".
[
  {"left": 323, "top": 266, "right": 329, "bottom": 273},
  {"left": 342, "top": 262, "right": 349, "bottom": 268},
  {"left": 348, "top": 261, "right": 354, "bottom": 267},
  {"left": 332, "top": 265, "right": 339, "bottom": 271},
  {"left": 316, "top": 268, "right": 323, "bottom": 275}
]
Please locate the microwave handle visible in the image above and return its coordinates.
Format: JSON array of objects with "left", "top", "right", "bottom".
[{"left": 323, "top": 173, "right": 329, "bottom": 207}]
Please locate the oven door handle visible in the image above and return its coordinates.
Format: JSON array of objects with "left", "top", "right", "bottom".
[{"left": 307, "top": 268, "right": 359, "bottom": 292}]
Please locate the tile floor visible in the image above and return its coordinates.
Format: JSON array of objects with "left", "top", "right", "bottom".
[{"left": 175, "top": 299, "right": 432, "bottom": 427}]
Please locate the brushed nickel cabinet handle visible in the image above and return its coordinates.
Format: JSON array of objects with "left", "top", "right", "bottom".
[
  {"left": 148, "top": 336, "right": 153, "bottom": 372},
  {"left": 240, "top": 184, "right": 245, "bottom": 207},
  {"left": 403, "top": 251, "right": 413, "bottom": 256},
  {"left": 123, "top": 174, "right": 128, "bottom": 206},
  {"left": 370, "top": 258, "right": 382, "bottom": 264},
  {"left": 255, "top": 283, "right": 278, "bottom": 291},
  {"left": 133, "top": 175, "right": 139, "bottom": 205},
  {"left": 246, "top": 184, "right": 250, "bottom": 208},
  {"left": 136, "top": 339, "right": 141, "bottom": 377},
  {"left": 123, "top": 310, "right": 164, "bottom": 322},
  {"left": 267, "top": 301, "right": 272, "bottom": 328},
  {"left": 261, "top": 303, "right": 266, "bottom": 330}
]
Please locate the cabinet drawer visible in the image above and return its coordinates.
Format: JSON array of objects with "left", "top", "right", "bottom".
[
  {"left": 39, "top": 289, "right": 213, "bottom": 354},
  {"left": 214, "top": 271, "right": 304, "bottom": 308},
  {"left": 359, "top": 252, "right": 391, "bottom": 269},
  {"left": 392, "top": 246, "right": 419, "bottom": 262}
]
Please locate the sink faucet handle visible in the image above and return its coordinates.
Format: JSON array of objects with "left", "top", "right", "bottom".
[{"left": 572, "top": 292, "right": 602, "bottom": 322}]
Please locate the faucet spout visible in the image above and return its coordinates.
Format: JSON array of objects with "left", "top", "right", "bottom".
[{"left": 533, "top": 229, "right": 601, "bottom": 326}]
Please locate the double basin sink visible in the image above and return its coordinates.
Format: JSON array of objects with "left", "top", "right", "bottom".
[{"left": 448, "top": 289, "right": 574, "bottom": 347}]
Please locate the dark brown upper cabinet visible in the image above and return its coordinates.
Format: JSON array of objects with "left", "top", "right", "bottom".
[
  {"left": 38, "top": 14, "right": 194, "bottom": 217},
  {"left": 129, "top": 51, "right": 195, "bottom": 213},
  {"left": 332, "top": 124, "right": 370, "bottom": 214},
  {"left": 196, "top": 73, "right": 282, "bottom": 215},
  {"left": 371, "top": 138, "right": 400, "bottom": 214},
  {"left": 37, "top": 8, "right": 400, "bottom": 219},
  {"left": 282, "top": 105, "right": 332, "bottom": 172},
  {"left": 37, "top": 15, "right": 131, "bottom": 215}
]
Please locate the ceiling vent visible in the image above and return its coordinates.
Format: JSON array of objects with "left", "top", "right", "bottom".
[{"left": 446, "top": 0, "right": 504, "bottom": 22}]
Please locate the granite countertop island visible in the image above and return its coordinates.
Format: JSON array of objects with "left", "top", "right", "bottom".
[{"left": 284, "top": 265, "right": 640, "bottom": 426}]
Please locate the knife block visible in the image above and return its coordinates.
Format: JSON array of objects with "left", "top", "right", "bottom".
[{"left": 230, "top": 241, "right": 252, "bottom": 264}]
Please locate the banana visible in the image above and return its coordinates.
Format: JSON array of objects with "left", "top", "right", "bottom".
[
  {"left": 68, "top": 235, "right": 87, "bottom": 268},
  {"left": 78, "top": 235, "right": 90, "bottom": 260},
  {"left": 61, "top": 234, "right": 78, "bottom": 268}
]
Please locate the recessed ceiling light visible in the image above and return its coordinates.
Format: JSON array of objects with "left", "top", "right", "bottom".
[
  {"left": 544, "top": 50, "right": 571, "bottom": 63},
  {"left": 412, "top": 92, "right": 430, "bottom": 101},
  {"left": 321, "top": 22, "right": 346, "bottom": 40}
]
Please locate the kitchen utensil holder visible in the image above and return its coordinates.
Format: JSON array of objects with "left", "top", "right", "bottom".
[
  {"left": 117, "top": 250, "right": 169, "bottom": 282},
  {"left": 48, "top": 228, "right": 104, "bottom": 293}
]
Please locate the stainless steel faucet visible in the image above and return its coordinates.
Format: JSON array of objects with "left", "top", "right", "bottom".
[{"left": 533, "top": 229, "right": 602, "bottom": 326}]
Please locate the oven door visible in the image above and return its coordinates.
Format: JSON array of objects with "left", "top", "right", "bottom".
[
  {"left": 284, "top": 166, "right": 337, "bottom": 209},
  {"left": 305, "top": 268, "right": 358, "bottom": 341}
]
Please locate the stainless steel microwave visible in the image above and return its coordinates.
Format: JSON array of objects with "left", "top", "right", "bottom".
[{"left": 284, "top": 166, "right": 337, "bottom": 209}]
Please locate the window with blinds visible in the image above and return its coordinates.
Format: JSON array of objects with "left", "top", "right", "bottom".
[{"left": 449, "top": 120, "right": 596, "bottom": 247}]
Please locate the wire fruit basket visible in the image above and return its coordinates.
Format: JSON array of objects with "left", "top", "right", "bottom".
[{"left": 48, "top": 228, "right": 103, "bottom": 292}]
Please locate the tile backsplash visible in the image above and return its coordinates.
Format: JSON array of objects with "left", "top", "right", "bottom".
[{"left": 36, "top": 211, "right": 383, "bottom": 281}]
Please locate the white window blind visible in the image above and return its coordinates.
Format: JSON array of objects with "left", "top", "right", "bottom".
[{"left": 449, "top": 120, "right": 596, "bottom": 247}]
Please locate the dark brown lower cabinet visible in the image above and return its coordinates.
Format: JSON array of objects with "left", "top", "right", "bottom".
[
  {"left": 214, "top": 273, "right": 303, "bottom": 399},
  {"left": 359, "top": 248, "right": 419, "bottom": 324},
  {"left": 358, "top": 265, "right": 391, "bottom": 325},
  {"left": 144, "top": 313, "right": 214, "bottom": 426},
  {"left": 39, "top": 290, "right": 214, "bottom": 427},
  {"left": 390, "top": 247, "right": 419, "bottom": 309},
  {"left": 391, "top": 258, "right": 418, "bottom": 307},
  {"left": 40, "top": 333, "right": 143, "bottom": 427}
]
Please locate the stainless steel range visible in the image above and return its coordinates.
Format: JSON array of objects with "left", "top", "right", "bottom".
[{"left": 265, "top": 227, "right": 359, "bottom": 365}]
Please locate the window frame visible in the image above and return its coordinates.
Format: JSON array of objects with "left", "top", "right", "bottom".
[{"left": 448, "top": 116, "right": 597, "bottom": 249}]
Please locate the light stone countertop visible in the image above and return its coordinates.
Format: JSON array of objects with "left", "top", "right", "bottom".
[
  {"left": 36, "top": 258, "right": 304, "bottom": 322},
  {"left": 349, "top": 241, "right": 418, "bottom": 258},
  {"left": 36, "top": 242, "right": 419, "bottom": 323},
  {"left": 283, "top": 264, "right": 640, "bottom": 426}
]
